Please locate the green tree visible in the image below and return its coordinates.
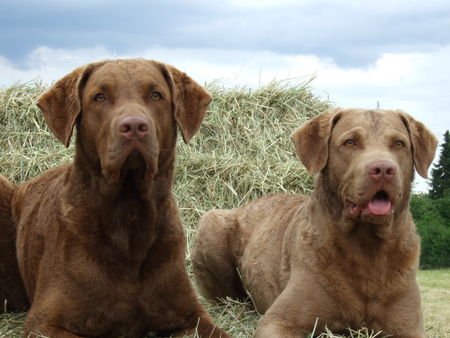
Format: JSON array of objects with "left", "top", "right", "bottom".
[
  {"left": 410, "top": 193, "right": 450, "bottom": 268},
  {"left": 429, "top": 130, "right": 450, "bottom": 199}
]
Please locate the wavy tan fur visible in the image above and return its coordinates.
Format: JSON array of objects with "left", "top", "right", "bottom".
[{"left": 192, "top": 108, "right": 438, "bottom": 338}]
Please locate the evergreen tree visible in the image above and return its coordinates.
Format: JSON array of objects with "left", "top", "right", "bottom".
[{"left": 429, "top": 130, "right": 450, "bottom": 199}]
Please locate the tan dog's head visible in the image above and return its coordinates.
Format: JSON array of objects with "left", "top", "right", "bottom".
[
  {"left": 291, "top": 108, "right": 437, "bottom": 231},
  {"left": 37, "top": 59, "right": 211, "bottom": 183}
]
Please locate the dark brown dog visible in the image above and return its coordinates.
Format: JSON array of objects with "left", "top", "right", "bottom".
[
  {"left": 0, "top": 59, "right": 228, "bottom": 337},
  {"left": 0, "top": 177, "right": 29, "bottom": 312},
  {"left": 192, "top": 108, "right": 437, "bottom": 338}
]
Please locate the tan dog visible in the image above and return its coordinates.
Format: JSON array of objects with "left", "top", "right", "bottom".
[
  {"left": 0, "top": 59, "right": 228, "bottom": 337},
  {"left": 192, "top": 108, "right": 437, "bottom": 337}
]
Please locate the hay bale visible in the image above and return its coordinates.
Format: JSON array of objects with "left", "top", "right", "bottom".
[
  {"left": 0, "top": 82, "right": 73, "bottom": 184},
  {"left": 174, "top": 80, "right": 330, "bottom": 245}
]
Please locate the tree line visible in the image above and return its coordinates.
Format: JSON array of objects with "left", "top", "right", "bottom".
[{"left": 411, "top": 130, "right": 450, "bottom": 268}]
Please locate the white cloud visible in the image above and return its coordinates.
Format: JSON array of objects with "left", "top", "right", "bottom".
[
  {"left": 227, "top": 0, "right": 300, "bottom": 8},
  {"left": 1, "top": 45, "right": 448, "bottom": 192},
  {"left": 0, "top": 46, "right": 112, "bottom": 85}
]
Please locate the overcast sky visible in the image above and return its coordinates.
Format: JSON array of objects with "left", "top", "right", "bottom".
[{"left": 1, "top": 0, "right": 449, "bottom": 192}]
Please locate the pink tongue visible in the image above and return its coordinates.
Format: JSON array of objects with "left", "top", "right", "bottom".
[{"left": 368, "top": 199, "right": 392, "bottom": 215}]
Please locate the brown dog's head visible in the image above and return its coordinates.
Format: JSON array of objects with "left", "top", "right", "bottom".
[
  {"left": 291, "top": 108, "right": 437, "bottom": 231},
  {"left": 37, "top": 59, "right": 211, "bottom": 183}
]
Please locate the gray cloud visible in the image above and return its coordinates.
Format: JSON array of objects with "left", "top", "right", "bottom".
[{"left": 1, "top": 0, "right": 450, "bottom": 68}]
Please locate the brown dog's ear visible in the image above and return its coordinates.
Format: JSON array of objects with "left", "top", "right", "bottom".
[
  {"left": 399, "top": 111, "right": 438, "bottom": 179},
  {"left": 37, "top": 61, "right": 106, "bottom": 147},
  {"left": 159, "top": 63, "right": 212, "bottom": 143},
  {"left": 290, "top": 109, "right": 340, "bottom": 174}
]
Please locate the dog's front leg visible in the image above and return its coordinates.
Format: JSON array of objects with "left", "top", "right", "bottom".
[
  {"left": 25, "top": 323, "right": 84, "bottom": 338},
  {"left": 23, "top": 301, "right": 87, "bottom": 338},
  {"left": 254, "top": 276, "right": 336, "bottom": 338},
  {"left": 153, "top": 271, "right": 230, "bottom": 338},
  {"left": 379, "top": 281, "right": 425, "bottom": 338},
  {"left": 255, "top": 315, "right": 309, "bottom": 338}
]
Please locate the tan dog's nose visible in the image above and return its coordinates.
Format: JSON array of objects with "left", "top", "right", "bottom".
[
  {"left": 368, "top": 160, "right": 397, "bottom": 181},
  {"left": 117, "top": 116, "right": 149, "bottom": 140}
]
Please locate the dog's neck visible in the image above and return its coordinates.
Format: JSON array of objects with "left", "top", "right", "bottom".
[{"left": 61, "top": 141, "right": 178, "bottom": 259}]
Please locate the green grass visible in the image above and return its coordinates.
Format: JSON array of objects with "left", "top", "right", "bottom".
[
  {"left": 418, "top": 269, "right": 450, "bottom": 337},
  {"left": 1, "top": 81, "right": 448, "bottom": 337}
]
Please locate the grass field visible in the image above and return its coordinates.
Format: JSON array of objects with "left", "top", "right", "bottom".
[
  {"left": 0, "top": 81, "right": 449, "bottom": 337},
  {"left": 418, "top": 269, "right": 450, "bottom": 337}
]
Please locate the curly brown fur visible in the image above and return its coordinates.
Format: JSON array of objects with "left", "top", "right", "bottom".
[{"left": 2, "top": 59, "right": 227, "bottom": 337}]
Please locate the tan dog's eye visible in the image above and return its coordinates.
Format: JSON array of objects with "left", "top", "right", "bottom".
[
  {"left": 344, "top": 139, "right": 356, "bottom": 147},
  {"left": 94, "top": 93, "right": 106, "bottom": 102},
  {"left": 394, "top": 140, "right": 405, "bottom": 148},
  {"left": 151, "top": 92, "right": 162, "bottom": 101}
]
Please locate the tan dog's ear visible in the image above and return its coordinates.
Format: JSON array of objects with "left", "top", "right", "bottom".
[
  {"left": 158, "top": 63, "right": 212, "bottom": 143},
  {"left": 399, "top": 111, "right": 438, "bottom": 179},
  {"left": 37, "top": 61, "right": 106, "bottom": 147},
  {"left": 290, "top": 109, "right": 340, "bottom": 174}
]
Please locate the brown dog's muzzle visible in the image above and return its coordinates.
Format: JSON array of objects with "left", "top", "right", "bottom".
[
  {"left": 343, "top": 155, "right": 402, "bottom": 224},
  {"left": 102, "top": 106, "right": 159, "bottom": 182},
  {"left": 364, "top": 160, "right": 398, "bottom": 215}
]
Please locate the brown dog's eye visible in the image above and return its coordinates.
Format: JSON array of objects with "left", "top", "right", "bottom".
[
  {"left": 94, "top": 93, "right": 106, "bottom": 102},
  {"left": 344, "top": 139, "right": 356, "bottom": 147},
  {"left": 394, "top": 140, "right": 405, "bottom": 148},
  {"left": 151, "top": 92, "right": 162, "bottom": 101}
]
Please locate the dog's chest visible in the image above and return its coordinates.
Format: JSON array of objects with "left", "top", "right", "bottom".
[
  {"left": 320, "top": 239, "right": 411, "bottom": 318},
  {"left": 109, "top": 225, "right": 132, "bottom": 252}
]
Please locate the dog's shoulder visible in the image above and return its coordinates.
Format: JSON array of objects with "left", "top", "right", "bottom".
[{"left": 12, "top": 163, "right": 72, "bottom": 217}]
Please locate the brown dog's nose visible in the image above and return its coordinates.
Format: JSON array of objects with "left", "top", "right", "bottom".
[
  {"left": 368, "top": 160, "right": 397, "bottom": 181},
  {"left": 117, "top": 116, "right": 149, "bottom": 140}
]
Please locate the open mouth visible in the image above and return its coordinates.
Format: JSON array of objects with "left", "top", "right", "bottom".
[
  {"left": 346, "top": 190, "right": 394, "bottom": 218},
  {"left": 367, "top": 190, "right": 392, "bottom": 215}
]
